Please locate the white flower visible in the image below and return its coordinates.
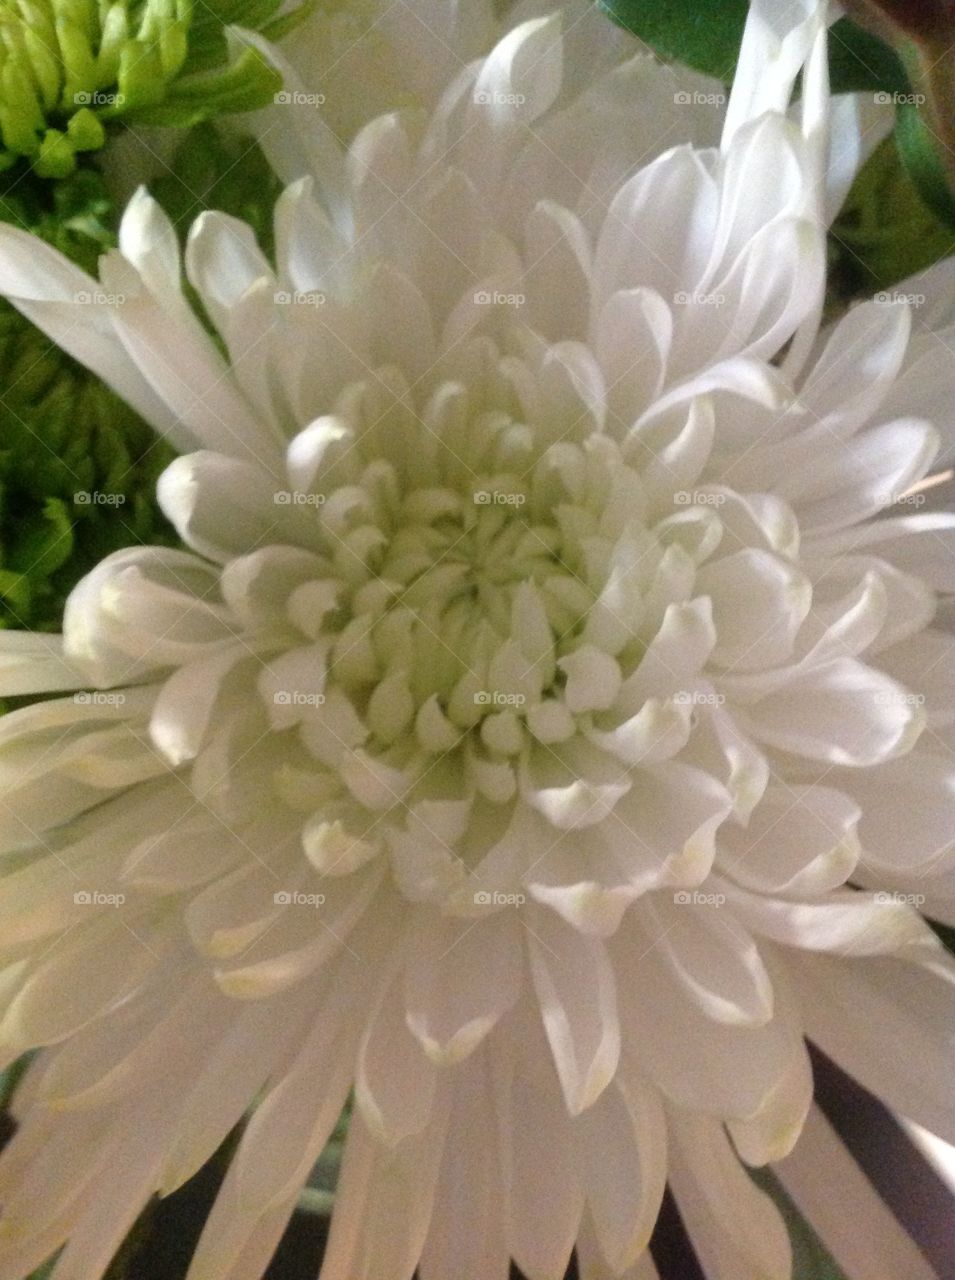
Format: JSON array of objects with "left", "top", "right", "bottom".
[{"left": 0, "top": 1, "right": 953, "bottom": 1278}]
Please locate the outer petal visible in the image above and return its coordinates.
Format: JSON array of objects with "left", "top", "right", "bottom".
[{"left": 528, "top": 907, "right": 620, "bottom": 1115}]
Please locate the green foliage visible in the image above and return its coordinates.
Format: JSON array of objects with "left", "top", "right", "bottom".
[
  {"left": 830, "top": 134, "right": 955, "bottom": 299},
  {"left": 826, "top": 19, "right": 908, "bottom": 95},
  {"left": 597, "top": 0, "right": 748, "bottom": 82},
  {"left": 0, "top": 163, "right": 114, "bottom": 271},
  {"left": 599, "top": 0, "right": 907, "bottom": 93},
  {"left": 895, "top": 102, "right": 955, "bottom": 228},
  {"left": 0, "top": 166, "right": 175, "bottom": 633},
  {"left": 151, "top": 122, "right": 284, "bottom": 257}
]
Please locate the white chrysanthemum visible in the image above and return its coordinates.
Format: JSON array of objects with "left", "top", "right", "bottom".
[{"left": 0, "top": 2, "right": 953, "bottom": 1278}]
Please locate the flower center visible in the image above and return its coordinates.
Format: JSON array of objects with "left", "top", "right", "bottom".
[{"left": 285, "top": 426, "right": 659, "bottom": 776}]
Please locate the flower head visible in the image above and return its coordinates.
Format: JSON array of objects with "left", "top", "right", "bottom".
[
  {"left": 0, "top": 0, "right": 303, "bottom": 177},
  {"left": 0, "top": 1, "right": 953, "bottom": 1277}
]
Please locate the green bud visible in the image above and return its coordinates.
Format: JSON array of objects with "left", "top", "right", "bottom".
[
  {"left": 0, "top": 0, "right": 311, "bottom": 175},
  {"left": 35, "top": 126, "right": 75, "bottom": 176},
  {"left": 65, "top": 103, "right": 104, "bottom": 148}
]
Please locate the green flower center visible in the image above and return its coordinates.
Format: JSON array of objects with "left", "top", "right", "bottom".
[{"left": 0, "top": 0, "right": 301, "bottom": 176}]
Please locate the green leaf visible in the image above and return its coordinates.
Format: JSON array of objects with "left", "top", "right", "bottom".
[
  {"left": 753, "top": 1168, "right": 849, "bottom": 1280},
  {"left": 8, "top": 498, "right": 74, "bottom": 578},
  {"left": 828, "top": 134, "right": 955, "bottom": 299},
  {"left": 895, "top": 102, "right": 955, "bottom": 228},
  {"left": 0, "top": 1052, "right": 31, "bottom": 1112},
  {"left": 27, "top": 1261, "right": 58, "bottom": 1280},
  {"left": 0, "top": 566, "right": 36, "bottom": 614},
  {"left": 827, "top": 19, "right": 909, "bottom": 95},
  {"left": 130, "top": 47, "right": 282, "bottom": 126},
  {"left": 599, "top": 1, "right": 908, "bottom": 94},
  {"left": 598, "top": 0, "right": 746, "bottom": 83}
]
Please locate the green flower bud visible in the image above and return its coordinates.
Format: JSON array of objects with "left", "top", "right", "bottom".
[{"left": 0, "top": 0, "right": 308, "bottom": 176}]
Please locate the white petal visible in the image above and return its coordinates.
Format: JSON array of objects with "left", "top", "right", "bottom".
[
  {"left": 776, "top": 1106, "right": 939, "bottom": 1280},
  {"left": 1, "top": 918, "right": 156, "bottom": 1048},
  {"left": 403, "top": 911, "right": 521, "bottom": 1064},
  {"left": 644, "top": 894, "right": 775, "bottom": 1026},
  {"left": 780, "top": 418, "right": 940, "bottom": 534},
  {"left": 419, "top": 1051, "right": 509, "bottom": 1280},
  {"left": 319, "top": 1104, "right": 450, "bottom": 1280},
  {"left": 157, "top": 451, "right": 304, "bottom": 564},
  {"left": 233, "top": 1018, "right": 354, "bottom": 1213},
  {"left": 494, "top": 1019, "right": 584, "bottom": 1279},
  {"left": 0, "top": 633, "right": 84, "bottom": 696},
  {"left": 212, "top": 868, "right": 381, "bottom": 1000},
  {"left": 611, "top": 762, "right": 732, "bottom": 886},
  {"left": 615, "top": 917, "right": 807, "bottom": 1121},
  {"left": 356, "top": 968, "right": 439, "bottom": 1147},
  {"left": 795, "top": 952, "right": 955, "bottom": 1143},
  {"left": 807, "top": 512, "right": 955, "bottom": 592},
  {"left": 185, "top": 211, "right": 275, "bottom": 334},
  {"left": 697, "top": 548, "right": 811, "bottom": 670},
  {"left": 738, "top": 658, "right": 924, "bottom": 766},
  {"left": 473, "top": 15, "right": 563, "bottom": 126},
  {"left": 724, "top": 0, "right": 825, "bottom": 144},
  {"left": 719, "top": 881, "right": 932, "bottom": 955},
  {"left": 0, "top": 224, "right": 189, "bottom": 445},
  {"left": 877, "top": 628, "right": 955, "bottom": 727},
  {"left": 574, "top": 1068, "right": 667, "bottom": 1271},
  {"left": 101, "top": 251, "right": 280, "bottom": 464},
  {"left": 718, "top": 785, "right": 861, "bottom": 895},
  {"left": 149, "top": 644, "right": 249, "bottom": 766},
  {"left": 528, "top": 907, "right": 620, "bottom": 1114},
  {"left": 669, "top": 1112, "right": 791, "bottom": 1280},
  {"left": 616, "top": 598, "right": 716, "bottom": 711},
  {"left": 845, "top": 751, "right": 955, "bottom": 877}
]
